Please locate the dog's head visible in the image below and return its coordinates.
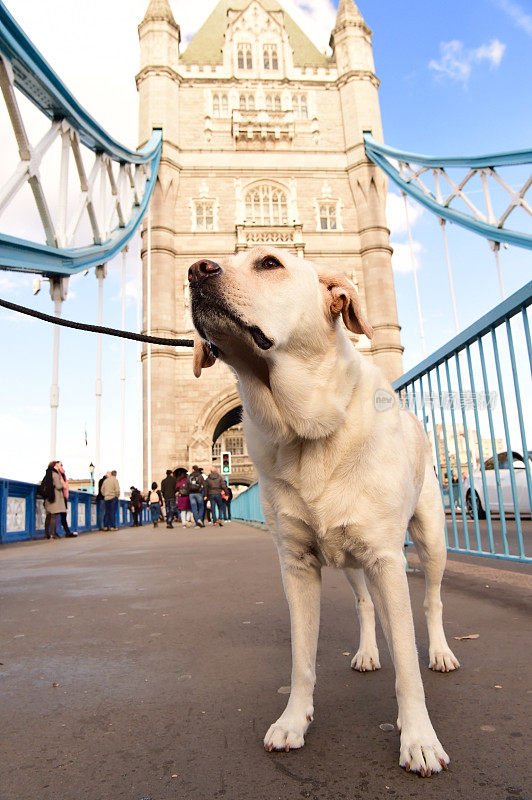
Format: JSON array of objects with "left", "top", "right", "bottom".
[{"left": 188, "top": 246, "right": 372, "bottom": 377}]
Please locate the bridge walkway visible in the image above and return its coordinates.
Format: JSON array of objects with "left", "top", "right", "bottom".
[{"left": 1, "top": 522, "right": 530, "bottom": 800}]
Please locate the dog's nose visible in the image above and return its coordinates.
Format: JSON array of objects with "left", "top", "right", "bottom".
[{"left": 188, "top": 259, "right": 222, "bottom": 286}]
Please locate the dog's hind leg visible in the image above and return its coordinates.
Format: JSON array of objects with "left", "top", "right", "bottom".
[
  {"left": 409, "top": 465, "right": 460, "bottom": 673},
  {"left": 344, "top": 567, "right": 381, "bottom": 671}
]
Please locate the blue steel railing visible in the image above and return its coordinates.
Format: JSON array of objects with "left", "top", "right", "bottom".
[
  {"left": 393, "top": 280, "right": 532, "bottom": 563},
  {"left": 363, "top": 133, "right": 532, "bottom": 250},
  {"left": 231, "top": 482, "right": 265, "bottom": 528},
  {"left": 0, "top": 478, "right": 150, "bottom": 544},
  {"left": 232, "top": 280, "right": 531, "bottom": 563}
]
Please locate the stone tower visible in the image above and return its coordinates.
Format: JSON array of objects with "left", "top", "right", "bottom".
[{"left": 137, "top": 0, "right": 403, "bottom": 489}]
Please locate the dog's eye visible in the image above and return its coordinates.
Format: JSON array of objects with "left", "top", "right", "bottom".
[{"left": 258, "top": 256, "right": 283, "bottom": 270}]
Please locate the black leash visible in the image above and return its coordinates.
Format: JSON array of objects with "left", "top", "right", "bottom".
[{"left": 0, "top": 297, "right": 194, "bottom": 347}]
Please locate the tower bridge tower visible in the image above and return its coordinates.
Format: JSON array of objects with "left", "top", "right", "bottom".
[{"left": 137, "top": 0, "right": 403, "bottom": 488}]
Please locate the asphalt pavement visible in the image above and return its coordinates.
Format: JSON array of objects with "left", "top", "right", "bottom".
[{"left": 1, "top": 521, "right": 531, "bottom": 800}]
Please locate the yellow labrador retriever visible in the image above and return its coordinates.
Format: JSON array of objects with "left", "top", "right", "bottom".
[{"left": 188, "top": 246, "right": 459, "bottom": 776}]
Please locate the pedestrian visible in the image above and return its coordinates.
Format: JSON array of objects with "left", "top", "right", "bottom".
[
  {"left": 55, "top": 461, "right": 78, "bottom": 537},
  {"left": 175, "top": 467, "right": 193, "bottom": 528},
  {"left": 186, "top": 465, "right": 206, "bottom": 528},
  {"left": 161, "top": 469, "right": 178, "bottom": 529},
  {"left": 101, "top": 470, "right": 120, "bottom": 531},
  {"left": 129, "top": 486, "right": 143, "bottom": 527},
  {"left": 148, "top": 482, "right": 163, "bottom": 527},
  {"left": 96, "top": 473, "right": 107, "bottom": 529},
  {"left": 205, "top": 466, "right": 227, "bottom": 526},
  {"left": 221, "top": 484, "right": 233, "bottom": 521},
  {"left": 41, "top": 461, "right": 68, "bottom": 539}
]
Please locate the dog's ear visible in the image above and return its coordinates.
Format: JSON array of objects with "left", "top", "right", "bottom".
[
  {"left": 193, "top": 333, "right": 216, "bottom": 377},
  {"left": 319, "top": 273, "right": 373, "bottom": 339}
]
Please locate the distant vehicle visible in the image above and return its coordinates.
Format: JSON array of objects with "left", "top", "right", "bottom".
[{"left": 462, "top": 451, "right": 532, "bottom": 518}]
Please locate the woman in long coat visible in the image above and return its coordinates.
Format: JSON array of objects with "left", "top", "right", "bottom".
[
  {"left": 174, "top": 467, "right": 192, "bottom": 528},
  {"left": 43, "top": 461, "right": 66, "bottom": 539}
]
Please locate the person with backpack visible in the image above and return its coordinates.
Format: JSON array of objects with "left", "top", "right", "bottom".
[
  {"left": 205, "top": 466, "right": 227, "bottom": 527},
  {"left": 174, "top": 467, "right": 193, "bottom": 528},
  {"left": 148, "top": 482, "right": 163, "bottom": 527},
  {"left": 186, "top": 465, "right": 206, "bottom": 528}
]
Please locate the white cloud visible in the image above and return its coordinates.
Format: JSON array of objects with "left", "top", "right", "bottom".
[
  {"left": 495, "top": 0, "right": 532, "bottom": 37},
  {"left": 429, "top": 38, "right": 506, "bottom": 83},
  {"left": 473, "top": 39, "right": 506, "bottom": 67},
  {"left": 0, "top": 310, "right": 38, "bottom": 324},
  {"left": 390, "top": 240, "right": 423, "bottom": 274},
  {"left": 0, "top": 271, "right": 33, "bottom": 295},
  {"left": 386, "top": 193, "right": 423, "bottom": 236}
]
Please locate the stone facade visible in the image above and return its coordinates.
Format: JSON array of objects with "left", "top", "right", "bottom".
[{"left": 137, "top": 0, "right": 403, "bottom": 487}]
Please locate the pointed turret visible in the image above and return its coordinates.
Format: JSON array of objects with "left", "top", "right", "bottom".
[
  {"left": 141, "top": 0, "right": 179, "bottom": 31},
  {"left": 329, "top": 1, "right": 403, "bottom": 380},
  {"left": 333, "top": 0, "right": 369, "bottom": 32},
  {"left": 138, "top": 0, "right": 180, "bottom": 69},
  {"left": 329, "top": 0, "right": 373, "bottom": 70},
  {"left": 137, "top": 0, "right": 181, "bottom": 143}
]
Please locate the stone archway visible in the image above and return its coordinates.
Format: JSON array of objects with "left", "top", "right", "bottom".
[{"left": 186, "top": 388, "right": 257, "bottom": 486}]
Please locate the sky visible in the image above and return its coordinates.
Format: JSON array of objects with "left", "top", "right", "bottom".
[{"left": 0, "top": 0, "right": 531, "bottom": 491}]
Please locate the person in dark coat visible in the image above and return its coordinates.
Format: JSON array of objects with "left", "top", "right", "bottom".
[
  {"left": 129, "top": 486, "right": 143, "bottom": 527},
  {"left": 186, "top": 465, "right": 206, "bottom": 528},
  {"left": 222, "top": 484, "right": 233, "bottom": 521},
  {"left": 161, "top": 469, "right": 177, "bottom": 529},
  {"left": 96, "top": 474, "right": 107, "bottom": 530},
  {"left": 205, "top": 467, "right": 227, "bottom": 526}
]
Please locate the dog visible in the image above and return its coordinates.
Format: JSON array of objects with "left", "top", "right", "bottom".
[{"left": 188, "top": 246, "right": 459, "bottom": 777}]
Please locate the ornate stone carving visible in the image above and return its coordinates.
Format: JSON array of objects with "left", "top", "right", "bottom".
[{"left": 7, "top": 497, "right": 25, "bottom": 532}]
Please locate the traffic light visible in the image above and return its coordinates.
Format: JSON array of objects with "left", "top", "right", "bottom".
[{"left": 221, "top": 451, "right": 231, "bottom": 474}]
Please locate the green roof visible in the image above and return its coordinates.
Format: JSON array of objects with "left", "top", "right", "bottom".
[{"left": 180, "top": 0, "right": 329, "bottom": 68}]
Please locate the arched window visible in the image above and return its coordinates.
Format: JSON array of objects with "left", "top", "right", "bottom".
[
  {"left": 263, "top": 44, "right": 279, "bottom": 70},
  {"left": 239, "top": 94, "right": 255, "bottom": 111},
  {"left": 237, "top": 42, "right": 252, "bottom": 70},
  {"left": 265, "top": 94, "right": 280, "bottom": 111},
  {"left": 292, "top": 94, "right": 308, "bottom": 119},
  {"left": 245, "top": 185, "right": 288, "bottom": 225},
  {"left": 221, "top": 94, "right": 228, "bottom": 115},
  {"left": 213, "top": 94, "right": 220, "bottom": 117}
]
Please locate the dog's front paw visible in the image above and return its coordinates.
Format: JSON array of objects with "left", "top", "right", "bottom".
[
  {"left": 429, "top": 647, "right": 460, "bottom": 672},
  {"left": 399, "top": 723, "right": 449, "bottom": 777},
  {"left": 264, "top": 708, "right": 313, "bottom": 752},
  {"left": 351, "top": 646, "right": 380, "bottom": 672}
]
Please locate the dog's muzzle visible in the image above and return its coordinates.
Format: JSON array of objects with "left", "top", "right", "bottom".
[
  {"left": 188, "top": 258, "right": 274, "bottom": 352},
  {"left": 188, "top": 259, "right": 222, "bottom": 287}
]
